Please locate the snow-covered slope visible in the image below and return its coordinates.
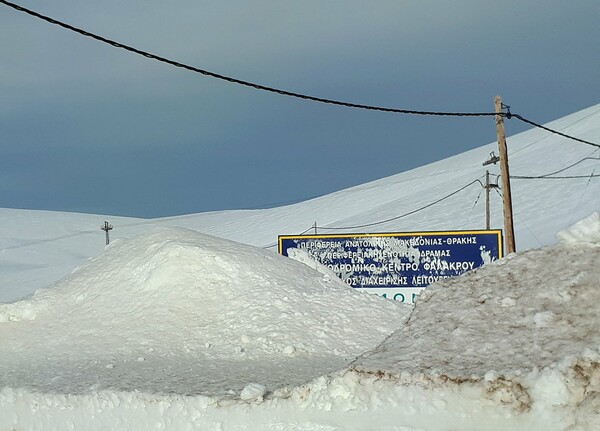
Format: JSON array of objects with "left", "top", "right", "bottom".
[
  {"left": 1, "top": 104, "right": 599, "bottom": 302},
  {"left": 163, "top": 103, "right": 600, "bottom": 248}
]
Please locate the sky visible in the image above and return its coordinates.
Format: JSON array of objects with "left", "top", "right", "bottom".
[{"left": 1, "top": 0, "right": 599, "bottom": 218}]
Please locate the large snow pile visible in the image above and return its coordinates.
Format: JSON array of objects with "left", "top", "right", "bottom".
[
  {"left": 0, "top": 228, "right": 407, "bottom": 398},
  {"left": 348, "top": 212, "right": 600, "bottom": 429},
  {"left": 1, "top": 215, "right": 599, "bottom": 430}
]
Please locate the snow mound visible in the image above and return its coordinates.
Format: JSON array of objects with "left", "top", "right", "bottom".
[
  {"left": 557, "top": 211, "right": 600, "bottom": 244},
  {"left": 286, "top": 247, "right": 341, "bottom": 282},
  {"left": 351, "top": 237, "right": 600, "bottom": 425},
  {"left": 0, "top": 228, "right": 408, "bottom": 396}
]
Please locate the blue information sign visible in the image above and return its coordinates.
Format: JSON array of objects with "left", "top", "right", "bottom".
[{"left": 279, "top": 230, "right": 503, "bottom": 302}]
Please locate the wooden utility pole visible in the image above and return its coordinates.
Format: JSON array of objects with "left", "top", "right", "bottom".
[
  {"left": 495, "top": 96, "right": 516, "bottom": 253},
  {"left": 101, "top": 221, "right": 113, "bottom": 245}
]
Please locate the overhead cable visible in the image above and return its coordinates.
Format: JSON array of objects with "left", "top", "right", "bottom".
[
  {"left": 510, "top": 153, "right": 600, "bottom": 179},
  {"left": 1, "top": 228, "right": 99, "bottom": 251},
  {"left": 317, "top": 178, "right": 483, "bottom": 231},
  {"left": 510, "top": 113, "right": 600, "bottom": 149},
  {"left": 511, "top": 174, "right": 600, "bottom": 180},
  {"left": 535, "top": 155, "right": 599, "bottom": 178},
  {"left": 262, "top": 224, "right": 315, "bottom": 249},
  {"left": 4, "top": 1, "right": 599, "bottom": 148},
  {"left": 0, "top": 0, "right": 496, "bottom": 118}
]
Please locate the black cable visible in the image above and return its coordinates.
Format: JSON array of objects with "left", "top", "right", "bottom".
[
  {"left": 5, "top": 0, "right": 600, "bottom": 150},
  {"left": 509, "top": 153, "right": 600, "bottom": 179},
  {"left": 536, "top": 156, "right": 599, "bottom": 178},
  {"left": 511, "top": 114, "right": 600, "bottom": 149},
  {"left": 511, "top": 174, "right": 600, "bottom": 180},
  {"left": 262, "top": 224, "right": 316, "bottom": 249},
  {"left": 465, "top": 188, "right": 483, "bottom": 224},
  {"left": 317, "top": 178, "right": 483, "bottom": 231},
  {"left": 1, "top": 228, "right": 100, "bottom": 250},
  {"left": 0, "top": 0, "right": 497, "bottom": 118},
  {"left": 297, "top": 225, "right": 316, "bottom": 235}
]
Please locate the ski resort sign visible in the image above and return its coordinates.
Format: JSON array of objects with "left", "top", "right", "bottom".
[{"left": 278, "top": 230, "right": 503, "bottom": 304}]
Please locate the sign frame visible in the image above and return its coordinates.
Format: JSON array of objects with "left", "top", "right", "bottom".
[{"left": 278, "top": 229, "right": 503, "bottom": 302}]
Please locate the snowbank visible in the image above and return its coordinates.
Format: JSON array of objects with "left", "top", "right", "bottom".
[
  {"left": 351, "top": 214, "right": 600, "bottom": 430},
  {"left": 557, "top": 211, "right": 600, "bottom": 244},
  {"left": 1, "top": 216, "right": 600, "bottom": 430},
  {"left": 0, "top": 228, "right": 407, "bottom": 397}
]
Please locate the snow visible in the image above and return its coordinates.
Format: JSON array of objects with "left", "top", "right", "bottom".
[
  {"left": 352, "top": 227, "right": 600, "bottom": 428},
  {"left": 557, "top": 211, "right": 600, "bottom": 244},
  {"left": 240, "top": 383, "right": 267, "bottom": 401},
  {"left": 1, "top": 104, "right": 600, "bottom": 429},
  {"left": 0, "top": 228, "right": 407, "bottom": 396}
]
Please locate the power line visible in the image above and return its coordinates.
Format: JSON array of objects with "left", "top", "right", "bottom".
[
  {"left": 571, "top": 156, "right": 599, "bottom": 224},
  {"left": 510, "top": 153, "right": 600, "bottom": 179},
  {"left": 535, "top": 155, "right": 600, "bottom": 178},
  {"left": 317, "top": 177, "right": 484, "bottom": 231},
  {"left": 0, "top": 0, "right": 496, "bottom": 118},
  {"left": 265, "top": 177, "right": 485, "bottom": 242},
  {"left": 510, "top": 113, "right": 600, "bottom": 149},
  {"left": 4, "top": 1, "right": 599, "bottom": 149},
  {"left": 262, "top": 224, "right": 315, "bottom": 249},
  {"left": 264, "top": 177, "right": 483, "bottom": 243},
  {"left": 510, "top": 108, "right": 600, "bottom": 156},
  {"left": 1, "top": 228, "right": 99, "bottom": 251},
  {"left": 465, "top": 188, "right": 483, "bottom": 225},
  {"left": 297, "top": 225, "right": 316, "bottom": 235},
  {"left": 512, "top": 174, "right": 600, "bottom": 180}
]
